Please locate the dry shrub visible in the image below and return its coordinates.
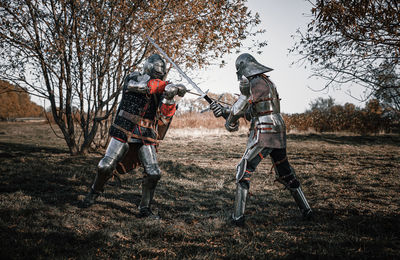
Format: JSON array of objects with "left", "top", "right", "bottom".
[
  {"left": 0, "top": 80, "right": 44, "bottom": 120},
  {"left": 171, "top": 111, "right": 249, "bottom": 129},
  {"left": 171, "top": 111, "right": 224, "bottom": 128},
  {"left": 285, "top": 99, "right": 398, "bottom": 134}
]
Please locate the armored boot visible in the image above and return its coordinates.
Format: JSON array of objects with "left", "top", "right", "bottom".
[
  {"left": 231, "top": 181, "right": 249, "bottom": 226},
  {"left": 279, "top": 175, "right": 312, "bottom": 219},
  {"left": 275, "top": 164, "right": 312, "bottom": 219},
  {"left": 138, "top": 174, "right": 160, "bottom": 219},
  {"left": 79, "top": 168, "right": 111, "bottom": 208},
  {"left": 79, "top": 158, "right": 116, "bottom": 208},
  {"left": 80, "top": 188, "right": 100, "bottom": 208},
  {"left": 290, "top": 186, "right": 312, "bottom": 219}
]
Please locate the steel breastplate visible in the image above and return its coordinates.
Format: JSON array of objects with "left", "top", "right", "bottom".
[
  {"left": 250, "top": 84, "right": 280, "bottom": 115},
  {"left": 249, "top": 75, "right": 284, "bottom": 134}
]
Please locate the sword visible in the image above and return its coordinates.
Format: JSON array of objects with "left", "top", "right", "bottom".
[
  {"left": 146, "top": 36, "right": 214, "bottom": 104},
  {"left": 187, "top": 91, "right": 233, "bottom": 106}
]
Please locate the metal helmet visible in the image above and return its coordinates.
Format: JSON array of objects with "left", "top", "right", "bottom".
[
  {"left": 235, "top": 53, "right": 273, "bottom": 80},
  {"left": 143, "top": 54, "right": 166, "bottom": 79}
]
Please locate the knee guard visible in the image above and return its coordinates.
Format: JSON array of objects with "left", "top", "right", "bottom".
[
  {"left": 238, "top": 169, "right": 251, "bottom": 189},
  {"left": 92, "top": 156, "right": 115, "bottom": 192},
  {"left": 142, "top": 166, "right": 161, "bottom": 189},
  {"left": 275, "top": 165, "right": 300, "bottom": 190},
  {"left": 269, "top": 149, "right": 299, "bottom": 189},
  {"left": 236, "top": 145, "right": 267, "bottom": 182},
  {"left": 91, "top": 138, "right": 129, "bottom": 192},
  {"left": 138, "top": 145, "right": 161, "bottom": 178}
]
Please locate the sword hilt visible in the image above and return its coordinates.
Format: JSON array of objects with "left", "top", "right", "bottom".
[{"left": 203, "top": 95, "right": 213, "bottom": 104}]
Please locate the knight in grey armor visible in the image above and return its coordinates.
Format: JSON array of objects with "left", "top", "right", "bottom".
[
  {"left": 210, "top": 53, "right": 312, "bottom": 226},
  {"left": 81, "top": 54, "right": 186, "bottom": 219}
]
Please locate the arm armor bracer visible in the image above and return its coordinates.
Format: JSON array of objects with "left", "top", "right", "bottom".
[
  {"left": 219, "top": 106, "right": 246, "bottom": 120},
  {"left": 225, "top": 94, "right": 249, "bottom": 127},
  {"left": 224, "top": 77, "right": 250, "bottom": 131}
]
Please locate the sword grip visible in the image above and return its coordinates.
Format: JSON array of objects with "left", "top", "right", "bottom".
[{"left": 204, "top": 95, "right": 213, "bottom": 104}]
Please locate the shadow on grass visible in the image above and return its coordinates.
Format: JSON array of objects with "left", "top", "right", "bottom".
[
  {"left": 0, "top": 141, "right": 99, "bottom": 205},
  {"left": 285, "top": 207, "right": 400, "bottom": 259},
  {"left": 288, "top": 133, "right": 400, "bottom": 146},
  {"left": 0, "top": 222, "right": 109, "bottom": 259},
  {"left": 0, "top": 141, "right": 68, "bottom": 155}
]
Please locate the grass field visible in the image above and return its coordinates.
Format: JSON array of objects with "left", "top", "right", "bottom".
[{"left": 0, "top": 122, "right": 399, "bottom": 259}]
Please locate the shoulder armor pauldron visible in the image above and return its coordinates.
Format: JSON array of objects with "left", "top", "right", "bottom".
[{"left": 125, "top": 73, "right": 150, "bottom": 94}]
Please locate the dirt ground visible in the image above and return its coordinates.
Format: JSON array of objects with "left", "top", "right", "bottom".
[{"left": 0, "top": 122, "right": 399, "bottom": 259}]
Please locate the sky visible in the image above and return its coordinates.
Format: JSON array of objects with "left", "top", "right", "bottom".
[{"left": 192, "top": 0, "right": 367, "bottom": 114}]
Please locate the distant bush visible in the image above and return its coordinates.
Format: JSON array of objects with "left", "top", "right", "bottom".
[
  {"left": 284, "top": 98, "right": 399, "bottom": 134},
  {"left": 0, "top": 80, "right": 44, "bottom": 120}
]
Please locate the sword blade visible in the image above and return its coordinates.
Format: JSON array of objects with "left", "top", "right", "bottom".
[
  {"left": 146, "top": 36, "right": 213, "bottom": 104},
  {"left": 186, "top": 91, "right": 233, "bottom": 106}
]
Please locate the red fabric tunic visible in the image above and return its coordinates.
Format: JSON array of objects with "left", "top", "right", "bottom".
[{"left": 148, "top": 79, "right": 176, "bottom": 117}]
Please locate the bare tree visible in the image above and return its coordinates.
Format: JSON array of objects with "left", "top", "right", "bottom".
[
  {"left": 291, "top": 0, "right": 399, "bottom": 112},
  {"left": 0, "top": 0, "right": 265, "bottom": 155}
]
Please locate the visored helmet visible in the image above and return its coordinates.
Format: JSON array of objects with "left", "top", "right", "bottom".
[
  {"left": 235, "top": 53, "right": 273, "bottom": 80},
  {"left": 143, "top": 54, "right": 166, "bottom": 79}
]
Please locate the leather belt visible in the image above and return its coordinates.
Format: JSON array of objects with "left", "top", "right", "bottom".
[
  {"left": 249, "top": 97, "right": 273, "bottom": 104},
  {"left": 118, "top": 110, "right": 154, "bottom": 128},
  {"left": 112, "top": 123, "right": 159, "bottom": 144},
  {"left": 256, "top": 110, "right": 274, "bottom": 116}
]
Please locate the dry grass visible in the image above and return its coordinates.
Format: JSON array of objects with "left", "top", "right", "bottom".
[
  {"left": 171, "top": 111, "right": 250, "bottom": 130},
  {"left": 172, "top": 111, "right": 224, "bottom": 129},
  {"left": 0, "top": 122, "right": 399, "bottom": 259}
]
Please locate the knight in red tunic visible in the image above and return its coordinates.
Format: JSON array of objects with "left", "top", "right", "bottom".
[
  {"left": 210, "top": 53, "right": 312, "bottom": 226},
  {"left": 81, "top": 54, "right": 186, "bottom": 218}
]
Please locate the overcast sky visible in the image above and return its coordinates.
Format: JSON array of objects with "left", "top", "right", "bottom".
[{"left": 193, "top": 0, "right": 367, "bottom": 114}]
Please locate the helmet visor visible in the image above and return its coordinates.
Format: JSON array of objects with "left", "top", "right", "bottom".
[{"left": 153, "top": 60, "right": 166, "bottom": 78}]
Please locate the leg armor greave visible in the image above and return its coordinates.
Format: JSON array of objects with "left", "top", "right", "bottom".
[
  {"left": 92, "top": 138, "right": 129, "bottom": 192},
  {"left": 273, "top": 162, "right": 312, "bottom": 218},
  {"left": 232, "top": 181, "right": 249, "bottom": 221},
  {"left": 234, "top": 140, "right": 270, "bottom": 224},
  {"left": 236, "top": 144, "right": 266, "bottom": 182},
  {"left": 290, "top": 186, "right": 312, "bottom": 218},
  {"left": 138, "top": 145, "right": 161, "bottom": 210}
]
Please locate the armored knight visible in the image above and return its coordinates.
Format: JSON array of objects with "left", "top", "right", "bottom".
[
  {"left": 81, "top": 54, "right": 186, "bottom": 218},
  {"left": 210, "top": 53, "right": 312, "bottom": 226}
]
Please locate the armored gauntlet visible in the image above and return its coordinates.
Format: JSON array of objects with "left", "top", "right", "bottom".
[
  {"left": 163, "top": 83, "right": 187, "bottom": 101},
  {"left": 210, "top": 101, "right": 223, "bottom": 117}
]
